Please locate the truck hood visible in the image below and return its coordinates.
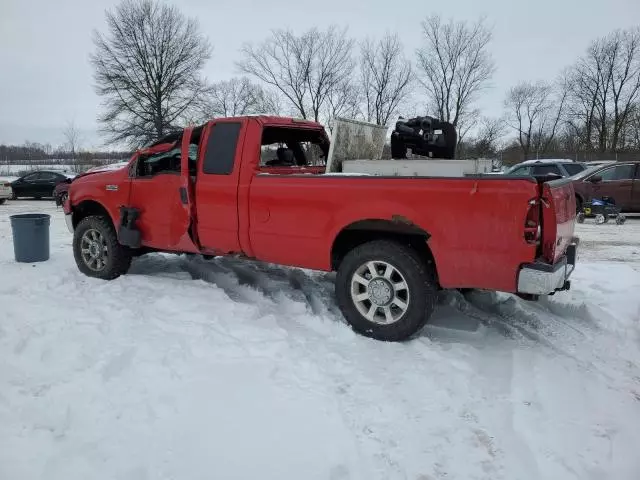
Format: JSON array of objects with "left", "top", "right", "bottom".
[{"left": 83, "top": 161, "right": 130, "bottom": 176}]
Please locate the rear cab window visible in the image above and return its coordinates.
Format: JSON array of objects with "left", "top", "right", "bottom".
[{"left": 259, "top": 126, "right": 329, "bottom": 170}]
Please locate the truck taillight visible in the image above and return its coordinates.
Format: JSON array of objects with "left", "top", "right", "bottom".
[{"left": 524, "top": 199, "right": 541, "bottom": 244}]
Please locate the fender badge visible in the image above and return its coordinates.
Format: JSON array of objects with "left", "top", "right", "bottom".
[{"left": 106, "top": 185, "right": 119, "bottom": 191}]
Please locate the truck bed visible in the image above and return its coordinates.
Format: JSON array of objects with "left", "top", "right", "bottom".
[{"left": 247, "top": 173, "right": 561, "bottom": 293}]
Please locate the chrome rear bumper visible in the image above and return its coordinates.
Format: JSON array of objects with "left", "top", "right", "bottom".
[{"left": 517, "top": 240, "right": 578, "bottom": 295}]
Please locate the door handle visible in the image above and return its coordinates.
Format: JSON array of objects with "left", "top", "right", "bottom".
[{"left": 179, "top": 187, "right": 188, "bottom": 205}]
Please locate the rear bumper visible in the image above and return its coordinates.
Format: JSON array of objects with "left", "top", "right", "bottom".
[{"left": 517, "top": 239, "right": 578, "bottom": 295}]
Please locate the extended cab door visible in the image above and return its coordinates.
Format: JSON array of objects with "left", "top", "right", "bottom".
[
  {"left": 127, "top": 129, "right": 196, "bottom": 251},
  {"left": 194, "top": 119, "right": 245, "bottom": 254}
]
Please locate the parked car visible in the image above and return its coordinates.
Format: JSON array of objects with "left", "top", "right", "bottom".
[
  {"left": 571, "top": 161, "right": 640, "bottom": 213},
  {"left": 11, "top": 171, "right": 75, "bottom": 199},
  {"left": 0, "top": 178, "right": 13, "bottom": 204},
  {"left": 504, "top": 159, "right": 588, "bottom": 178},
  {"left": 63, "top": 115, "right": 578, "bottom": 342}
]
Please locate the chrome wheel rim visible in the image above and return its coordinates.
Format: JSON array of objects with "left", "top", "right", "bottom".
[
  {"left": 350, "top": 260, "right": 410, "bottom": 325},
  {"left": 80, "top": 228, "right": 108, "bottom": 271}
]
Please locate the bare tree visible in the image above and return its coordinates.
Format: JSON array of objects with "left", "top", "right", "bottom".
[
  {"left": 473, "top": 116, "right": 506, "bottom": 157},
  {"left": 63, "top": 120, "right": 88, "bottom": 173},
  {"left": 360, "top": 33, "right": 412, "bottom": 126},
  {"left": 416, "top": 15, "right": 495, "bottom": 135},
  {"left": 325, "top": 81, "right": 363, "bottom": 126},
  {"left": 198, "top": 77, "right": 280, "bottom": 119},
  {"left": 238, "top": 26, "right": 355, "bottom": 123},
  {"left": 91, "top": 0, "right": 211, "bottom": 147},
  {"left": 63, "top": 120, "right": 81, "bottom": 158},
  {"left": 565, "top": 27, "right": 640, "bottom": 152},
  {"left": 504, "top": 80, "right": 566, "bottom": 160},
  {"left": 625, "top": 104, "right": 640, "bottom": 149}
]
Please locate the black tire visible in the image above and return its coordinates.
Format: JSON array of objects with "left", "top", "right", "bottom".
[
  {"left": 335, "top": 240, "right": 437, "bottom": 342},
  {"left": 73, "top": 215, "right": 132, "bottom": 280},
  {"left": 0, "top": 199, "right": 5, "bottom": 205}
]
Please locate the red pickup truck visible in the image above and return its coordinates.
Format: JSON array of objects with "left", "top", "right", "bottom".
[{"left": 63, "top": 116, "right": 578, "bottom": 341}]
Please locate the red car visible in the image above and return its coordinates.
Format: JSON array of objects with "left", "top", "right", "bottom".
[
  {"left": 571, "top": 161, "right": 640, "bottom": 213},
  {"left": 63, "top": 116, "right": 578, "bottom": 341}
]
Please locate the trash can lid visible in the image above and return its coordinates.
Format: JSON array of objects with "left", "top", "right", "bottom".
[{"left": 10, "top": 213, "right": 51, "bottom": 220}]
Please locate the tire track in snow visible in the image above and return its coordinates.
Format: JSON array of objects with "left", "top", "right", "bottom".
[{"left": 182, "top": 255, "right": 342, "bottom": 320}]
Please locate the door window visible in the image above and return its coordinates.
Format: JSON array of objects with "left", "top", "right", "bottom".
[
  {"left": 597, "top": 164, "right": 635, "bottom": 181},
  {"left": 531, "top": 164, "right": 562, "bottom": 176},
  {"left": 136, "top": 147, "right": 182, "bottom": 177},
  {"left": 507, "top": 166, "right": 531, "bottom": 176},
  {"left": 23, "top": 173, "right": 40, "bottom": 182},
  {"left": 562, "top": 163, "right": 585, "bottom": 176},
  {"left": 38, "top": 172, "right": 58, "bottom": 181}
]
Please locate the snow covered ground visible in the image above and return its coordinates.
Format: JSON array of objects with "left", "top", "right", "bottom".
[{"left": 1, "top": 201, "right": 639, "bottom": 480}]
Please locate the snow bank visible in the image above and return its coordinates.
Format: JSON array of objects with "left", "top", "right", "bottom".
[{"left": 1, "top": 202, "right": 639, "bottom": 480}]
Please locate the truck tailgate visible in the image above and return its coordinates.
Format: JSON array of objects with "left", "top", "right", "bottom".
[{"left": 540, "top": 178, "right": 576, "bottom": 264}]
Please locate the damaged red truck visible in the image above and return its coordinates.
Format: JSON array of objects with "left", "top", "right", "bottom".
[{"left": 63, "top": 116, "right": 578, "bottom": 341}]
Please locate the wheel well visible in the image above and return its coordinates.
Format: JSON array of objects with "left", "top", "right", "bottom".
[
  {"left": 331, "top": 219, "right": 438, "bottom": 281},
  {"left": 72, "top": 200, "right": 112, "bottom": 228}
]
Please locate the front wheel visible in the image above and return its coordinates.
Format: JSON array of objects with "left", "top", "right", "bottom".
[
  {"left": 73, "top": 215, "right": 132, "bottom": 280},
  {"left": 335, "top": 240, "right": 437, "bottom": 341}
]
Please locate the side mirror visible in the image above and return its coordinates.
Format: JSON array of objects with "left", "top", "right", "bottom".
[{"left": 588, "top": 175, "right": 602, "bottom": 183}]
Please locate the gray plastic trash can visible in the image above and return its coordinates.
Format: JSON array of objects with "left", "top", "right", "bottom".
[{"left": 10, "top": 213, "right": 51, "bottom": 263}]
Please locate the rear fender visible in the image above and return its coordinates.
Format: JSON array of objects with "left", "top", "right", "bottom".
[{"left": 327, "top": 202, "right": 431, "bottom": 262}]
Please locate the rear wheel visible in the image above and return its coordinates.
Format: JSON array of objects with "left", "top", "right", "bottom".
[
  {"left": 73, "top": 215, "right": 132, "bottom": 280},
  {"left": 0, "top": 199, "right": 5, "bottom": 205},
  {"left": 335, "top": 240, "right": 437, "bottom": 341}
]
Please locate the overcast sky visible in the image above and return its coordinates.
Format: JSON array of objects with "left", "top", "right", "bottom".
[{"left": 1, "top": 0, "right": 639, "bottom": 148}]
